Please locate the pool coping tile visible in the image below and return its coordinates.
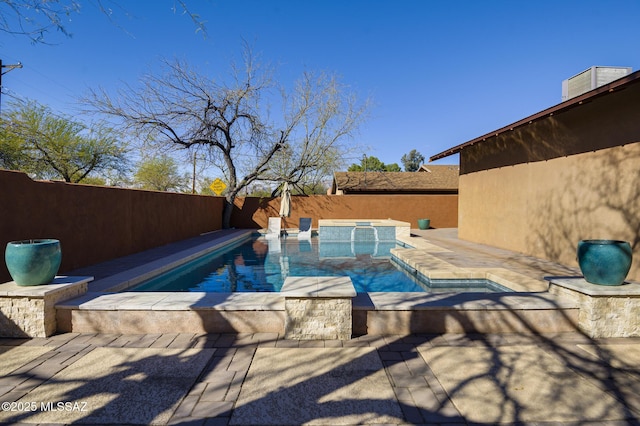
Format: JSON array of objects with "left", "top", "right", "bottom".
[{"left": 281, "top": 276, "right": 356, "bottom": 298}]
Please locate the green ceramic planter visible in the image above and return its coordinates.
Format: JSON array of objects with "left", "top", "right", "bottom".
[
  {"left": 417, "top": 219, "right": 430, "bottom": 230},
  {"left": 577, "top": 239, "right": 632, "bottom": 286},
  {"left": 5, "top": 239, "right": 62, "bottom": 286}
]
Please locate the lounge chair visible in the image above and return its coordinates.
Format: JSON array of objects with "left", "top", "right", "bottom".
[
  {"left": 297, "top": 217, "right": 312, "bottom": 239},
  {"left": 265, "top": 217, "right": 281, "bottom": 239}
]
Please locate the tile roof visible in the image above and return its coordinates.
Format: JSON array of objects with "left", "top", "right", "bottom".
[{"left": 332, "top": 165, "right": 459, "bottom": 194}]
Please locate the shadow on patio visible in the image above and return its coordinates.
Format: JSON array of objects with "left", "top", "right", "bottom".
[{"left": 0, "top": 291, "right": 639, "bottom": 425}]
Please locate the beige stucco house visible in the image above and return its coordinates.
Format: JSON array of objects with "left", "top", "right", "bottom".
[{"left": 430, "top": 69, "right": 640, "bottom": 281}]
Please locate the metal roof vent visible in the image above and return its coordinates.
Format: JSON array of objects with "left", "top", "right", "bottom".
[{"left": 561, "top": 66, "right": 632, "bottom": 101}]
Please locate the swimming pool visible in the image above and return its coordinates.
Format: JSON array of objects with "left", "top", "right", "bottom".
[{"left": 129, "top": 236, "right": 509, "bottom": 293}]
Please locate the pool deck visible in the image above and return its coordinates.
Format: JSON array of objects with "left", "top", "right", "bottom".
[{"left": 1, "top": 229, "right": 640, "bottom": 424}]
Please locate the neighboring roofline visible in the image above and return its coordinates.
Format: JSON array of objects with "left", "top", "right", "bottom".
[
  {"left": 330, "top": 170, "right": 459, "bottom": 193},
  {"left": 429, "top": 69, "right": 640, "bottom": 162}
]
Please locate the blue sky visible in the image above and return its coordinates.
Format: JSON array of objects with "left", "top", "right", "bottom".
[{"left": 2, "top": 0, "right": 640, "bottom": 169}]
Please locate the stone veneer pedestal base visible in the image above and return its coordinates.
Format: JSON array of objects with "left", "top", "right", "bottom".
[
  {"left": 281, "top": 276, "right": 356, "bottom": 340},
  {"left": 548, "top": 278, "right": 640, "bottom": 338},
  {"left": 0, "top": 276, "right": 92, "bottom": 337}
]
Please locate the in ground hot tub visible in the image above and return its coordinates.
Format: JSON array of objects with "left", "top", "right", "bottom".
[{"left": 318, "top": 219, "right": 411, "bottom": 242}]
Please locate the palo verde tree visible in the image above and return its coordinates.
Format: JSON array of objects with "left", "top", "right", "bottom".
[
  {"left": 86, "top": 46, "right": 369, "bottom": 227},
  {"left": 0, "top": 99, "right": 128, "bottom": 182},
  {"left": 134, "top": 155, "right": 190, "bottom": 192}
]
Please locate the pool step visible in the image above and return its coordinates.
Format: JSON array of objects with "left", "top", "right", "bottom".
[{"left": 56, "top": 291, "right": 580, "bottom": 335}]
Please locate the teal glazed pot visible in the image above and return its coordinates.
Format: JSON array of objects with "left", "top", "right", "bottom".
[
  {"left": 5, "top": 239, "right": 62, "bottom": 286},
  {"left": 418, "top": 219, "right": 430, "bottom": 230},
  {"left": 577, "top": 239, "right": 632, "bottom": 286}
]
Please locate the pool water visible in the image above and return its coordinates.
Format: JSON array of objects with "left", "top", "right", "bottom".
[{"left": 129, "top": 236, "right": 508, "bottom": 293}]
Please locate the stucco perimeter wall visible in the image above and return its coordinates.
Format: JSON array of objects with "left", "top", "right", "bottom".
[
  {"left": 458, "top": 142, "right": 640, "bottom": 282},
  {"left": 232, "top": 194, "right": 458, "bottom": 230},
  {"left": 0, "top": 170, "right": 224, "bottom": 283}
]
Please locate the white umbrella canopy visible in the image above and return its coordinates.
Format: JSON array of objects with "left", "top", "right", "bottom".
[{"left": 279, "top": 182, "right": 291, "bottom": 218}]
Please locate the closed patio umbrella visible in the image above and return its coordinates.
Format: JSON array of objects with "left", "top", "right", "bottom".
[{"left": 279, "top": 182, "right": 291, "bottom": 218}]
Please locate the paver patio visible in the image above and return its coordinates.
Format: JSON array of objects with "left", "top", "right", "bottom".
[{"left": 0, "top": 332, "right": 639, "bottom": 425}]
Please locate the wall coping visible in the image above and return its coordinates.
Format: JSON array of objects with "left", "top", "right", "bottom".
[
  {"left": 318, "top": 219, "right": 410, "bottom": 228},
  {"left": 0, "top": 276, "right": 93, "bottom": 297},
  {"left": 549, "top": 277, "right": 640, "bottom": 296}
]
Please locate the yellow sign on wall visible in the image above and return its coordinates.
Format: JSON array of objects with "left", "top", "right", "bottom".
[{"left": 209, "top": 178, "right": 227, "bottom": 195}]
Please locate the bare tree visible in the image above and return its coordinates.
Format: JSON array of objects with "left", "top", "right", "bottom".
[
  {"left": 0, "top": 0, "right": 78, "bottom": 43},
  {"left": 261, "top": 71, "right": 366, "bottom": 194},
  {"left": 0, "top": 0, "right": 206, "bottom": 44},
  {"left": 86, "top": 47, "right": 369, "bottom": 227}
]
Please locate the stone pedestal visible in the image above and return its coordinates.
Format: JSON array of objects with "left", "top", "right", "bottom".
[
  {"left": 0, "top": 276, "right": 92, "bottom": 337},
  {"left": 548, "top": 277, "right": 640, "bottom": 338},
  {"left": 281, "top": 276, "right": 356, "bottom": 340}
]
